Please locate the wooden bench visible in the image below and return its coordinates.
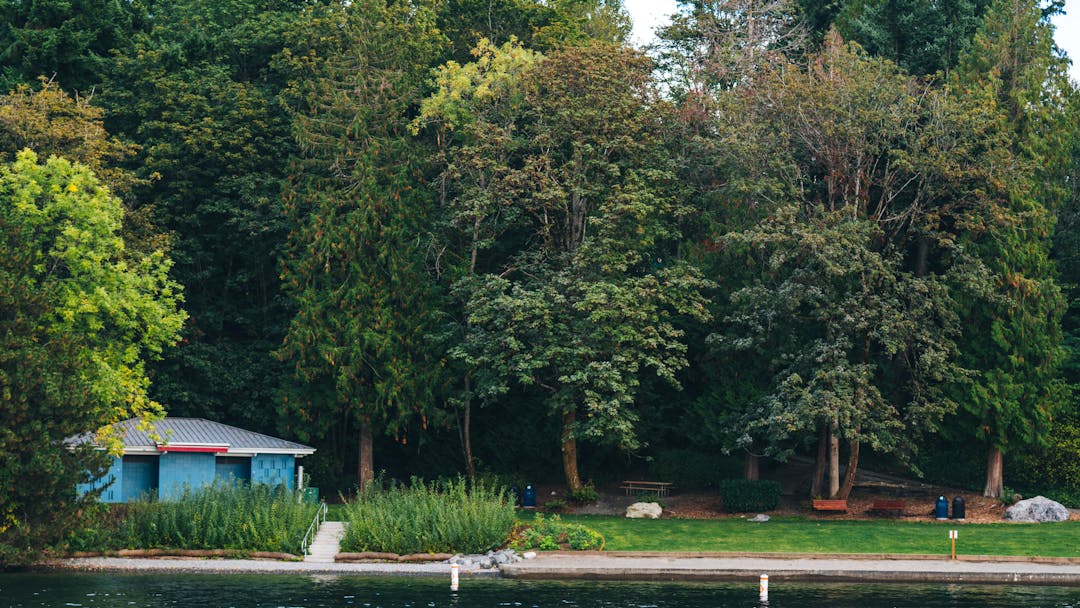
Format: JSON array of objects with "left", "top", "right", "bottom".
[
  {"left": 812, "top": 499, "right": 848, "bottom": 512},
  {"left": 869, "top": 499, "right": 906, "bottom": 515},
  {"left": 620, "top": 481, "right": 673, "bottom": 497}
]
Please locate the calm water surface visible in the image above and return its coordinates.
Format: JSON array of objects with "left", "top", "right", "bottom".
[{"left": 1, "top": 573, "right": 1078, "bottom": 608}]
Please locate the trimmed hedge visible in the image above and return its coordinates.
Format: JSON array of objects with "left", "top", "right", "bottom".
[{"left": 718, "top": 478, "right": 781, "bottom": 512}]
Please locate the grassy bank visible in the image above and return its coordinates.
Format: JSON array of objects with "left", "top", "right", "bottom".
[
  {"left": 69, "top": 482, "right": 319, "bottom": 555},
  {"left": 340, "top": 479, "right": 516, "bottom": 555},
  {"left": 560, "top": 515, "right": 1080, "bottom": 557}
]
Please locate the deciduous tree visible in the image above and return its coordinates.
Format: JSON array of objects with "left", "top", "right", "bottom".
[{"left": 0, "top": 151, "right": 184, "bottom": 564}]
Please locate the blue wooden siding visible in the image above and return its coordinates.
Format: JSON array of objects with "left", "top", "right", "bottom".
[
  {"left": 251, "top": 454, "right": 295, "bottom": 489},
  {"left": 77, "top": 456, "right": 123, "bottom": 503},
  {"left": 158, "top": 452, "right": 215, "bottom": 499},
  {"left": 122, "top": 455, "right": 160, "bottom": 501},
  {"left": 215, "top": 456, "right": 252, "bottom": 482}
]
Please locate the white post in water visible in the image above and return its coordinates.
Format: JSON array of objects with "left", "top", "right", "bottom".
[
  {"left": 450, "top": 563, "right": 460, "bottom": 591},
  {"left": 759, "top": 573, "right": 769, "bottom": 602}
]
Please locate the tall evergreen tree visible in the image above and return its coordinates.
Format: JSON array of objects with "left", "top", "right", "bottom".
[
  {"left": 948, "top": 0, "right": 1070, "bottom": 497},
  {"left": 0, "top": 0, "right": 143, "bottom": 92},
  {"left": 277, "top": 0, "right": 447, "bottom": 488},
  {"left": 834, "top": 0, "right": 990, "bottom": 76}
]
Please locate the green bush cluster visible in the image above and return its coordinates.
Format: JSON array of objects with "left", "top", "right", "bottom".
[
  {"left": 340, "top": 478, "right": 516, "bottom": 555},
  {"left": 718, "top": 479, "right": 781, "bottom": 512},
  {"left": 566, "top": 485, "right": 599, "bottom": 504},
  {"left": 510, "top": 514, "right": 604, "bottom": 551},
  {"left": 1011, "top": 415, "right": 1080, "bottom": 507},
  {"left": 70, "top": 481, "right": 319, "bottom": 554}
]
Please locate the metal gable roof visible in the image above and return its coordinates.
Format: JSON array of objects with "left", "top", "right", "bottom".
[{"left": 70, "top": 418, "right": 314, "bottom": 455}]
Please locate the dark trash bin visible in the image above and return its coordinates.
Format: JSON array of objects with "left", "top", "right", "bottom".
[
  {"left": 952, "top": 495, "right": 966, "bottom": 520},
  {"left": 523, "top": 483, "right": 536, "bottom": 508},
  {"left": 935, "top": 495, "right": 949, "bottom": 520}
]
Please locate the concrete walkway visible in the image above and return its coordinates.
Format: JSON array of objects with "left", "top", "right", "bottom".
[
  {"left": 47, "top": 556, "right": 492, "bottom": 576},
  {"left": 43, "top": 552, "right": 1080, "bottom": 584},
  {"left": 501, "top": 553, "right": 1080, "bottom": 585},
  {"left": 304, "top": 521, "right": 345, "bottom": 563}
]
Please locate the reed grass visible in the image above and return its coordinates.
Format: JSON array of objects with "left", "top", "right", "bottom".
[
  {"left": 103, "top": 481, "right": 318, "bottom": 554},
  {"left": 340, "top": 478, "right": 516, "bottom": 555}
]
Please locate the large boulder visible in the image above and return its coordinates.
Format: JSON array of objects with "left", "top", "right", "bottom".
[
  {"left": 626, "top": 502, "right": 663, "bottom": 519},
  {"left": 1004, "top": 496, "right": 1071, "bottom": 523}
]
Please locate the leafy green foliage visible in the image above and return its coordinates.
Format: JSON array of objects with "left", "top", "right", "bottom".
[
  {"left": 1011, "top": 414, "right": 1080, "bottom": 507},
  {"left": 68, "top": 481, "right": 318, "bottom": 554},
  {"left": 0, "top": 151, "right": 184, "bottom": 564},
  {"left": 100, "top": 0, "right": 303, "bottom": 435},
  {"left": 340, "top": 478, "right": 516, "bottom": 554},
  {"left": 706, "top": 37, "right": 975, "bottom": 491},
  {"left": 566, "top": 485, "right": 600, "bottom": 504},
  {"left": 510, "top": 513, "right": 604, "bottom": 551},
  {"left": 717, "top": 479, "right": 782, "bottom": 512},
  {"left": 423, "top": 41, "right": 711, "bottom": 489},
  {"left": 0, "top": 0, "right": 142, "bottom": 92}
]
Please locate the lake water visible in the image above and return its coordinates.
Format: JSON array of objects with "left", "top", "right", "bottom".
[{"left": 1, "top": 573, "right": 1079, "bottom": 607}]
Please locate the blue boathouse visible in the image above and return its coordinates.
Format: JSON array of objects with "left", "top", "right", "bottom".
[{"left": 73, "top": 418, "right": 315, "bottom": 502}]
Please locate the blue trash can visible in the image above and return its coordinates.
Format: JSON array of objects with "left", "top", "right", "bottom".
[
  {"left": 523, "top": 483, "right": 536, "bottom": 508},
  {"left": 935, "top": 495, "right": 949, "bottom": 520}
]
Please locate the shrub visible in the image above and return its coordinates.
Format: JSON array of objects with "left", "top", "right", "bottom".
[
  {"left": 718, "top": 479, "right": 781, "bottom": 512},
  {"left": 70, "top": 481, "right": 319, "bottom": 554},
  {"left": 510, "top": 514, "right": 604, "bottom": 551},
  {"left": 1011, "top": 414, "right": 1080, "bottom": 507},
  {"left": 544, "top": 499, "right": 568, "bottom": 512},
  {"left": 638, "top": 491, "right": 666, "bottom": 508},
  {"left": 340, "top": 477, "right": 516, "bottom": 555},
  {"left": 566, "top": 485, "right": 599, "bottom": 504}
]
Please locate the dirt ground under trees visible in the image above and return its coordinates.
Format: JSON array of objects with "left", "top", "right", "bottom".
[{"left": 541, "top": 483, "right": 1077, "bottom": 523}]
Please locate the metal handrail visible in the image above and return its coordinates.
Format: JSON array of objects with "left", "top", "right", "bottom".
[{"left": 300, "top": 501, "right": 328, "bottom": 556}]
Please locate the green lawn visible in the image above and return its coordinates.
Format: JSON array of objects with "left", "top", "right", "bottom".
[{"left": 558, "top": 515, "right": 1080, "bottom": 558}]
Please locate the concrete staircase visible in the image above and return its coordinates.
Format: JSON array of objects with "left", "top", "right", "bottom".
[{"left": 304, "top": 521, "right": 345, "bottom": 563}]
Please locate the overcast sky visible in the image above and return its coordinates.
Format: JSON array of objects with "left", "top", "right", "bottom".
[{"left": 623, "top": 0, "right": 1080, "bottom": 83}]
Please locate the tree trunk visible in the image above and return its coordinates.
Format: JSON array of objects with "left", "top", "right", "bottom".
[
  {"left": 828, "top": 421, "right": 840, "bottom": 498},
  {"left": 837, "top": 439, "right": 860, "bottom": 500},
  {"left": 358, "top": 420, "right": 374, "bottom": 490},
  {"left": 462, "top": 377, "right": 476, "bottom": 481},
  {"left": 915, "top": 237, "right": 929, "bottom": 278},
  {"left": 811, "top": 425, "right": 827, "bottom": 497},
  {"left": 984, "top": 445, "right": 1004, "bottom": 498},
  {"left": 743, "top": 452, "right": 759, "bottom": 480},
  {"left": 561, "top": 410, "right": 582, "bottom": 492}
]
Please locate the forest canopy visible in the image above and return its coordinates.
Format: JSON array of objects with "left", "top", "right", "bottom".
[{"left": 1, "top": 0, "right": 1078, "bottom": 560}]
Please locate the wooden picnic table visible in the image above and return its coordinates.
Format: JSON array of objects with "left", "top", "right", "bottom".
[{"left": 620, "top": 480, "right": 673, "bottom": 497}]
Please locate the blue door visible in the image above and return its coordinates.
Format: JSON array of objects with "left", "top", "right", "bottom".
[{"left": 122, "top": 455, "right": 159, "bottom": 501}]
